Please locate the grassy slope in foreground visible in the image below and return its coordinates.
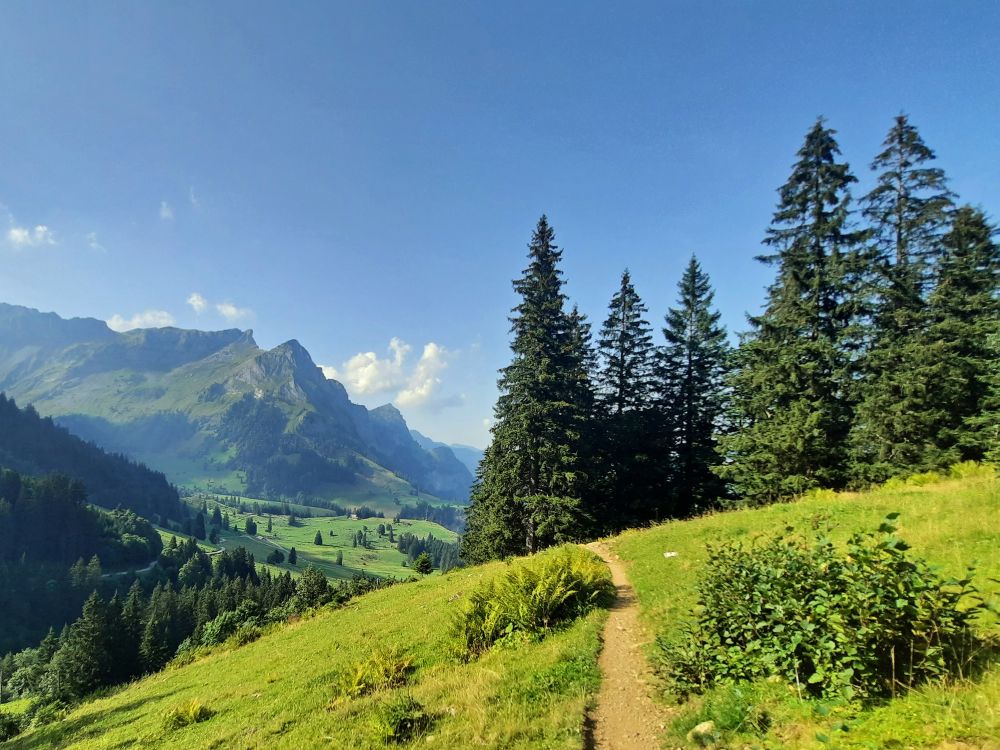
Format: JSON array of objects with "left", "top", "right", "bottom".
[
  {"left": 6, "top": 550, "right": 605, "bottom": 750},
  {"left": 613, "top": 469, "right": 1000, "bottom": 749}
]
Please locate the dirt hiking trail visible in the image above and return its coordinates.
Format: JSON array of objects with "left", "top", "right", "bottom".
[{"left": 586, "top": 541, "right": 668, "bottom": 750}]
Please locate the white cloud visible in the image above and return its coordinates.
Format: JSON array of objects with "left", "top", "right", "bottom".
[
  {"left": 325, "top": 338, "right": 411, "bottom": 396},
  {"left": 216, "top": 301, "right": 254, "bottom": 322},
  {"left": 107, "top": 309, "right": 176, "bottom": 332},
  {"left": 7, "top": 224, "right": 56, "bottom": 248},
  {"left": 325, "top": 338, "right": 460, "bottom": 410},
  {"left": 159, "top": 201, "right": 174, "bottom": 221},
  {"left": 186, "top": 292, "right": 208, "bottom": 314},
  {"left": 86, "top": 232, "right": 106, "bottom": 252},
  {"left": 397, "top": 342, "right": 451, "bottom": 408}
]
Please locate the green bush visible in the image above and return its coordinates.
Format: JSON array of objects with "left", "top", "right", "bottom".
[
  {"left": 163, "top": 699, "right": 213, "bottom": 730},
  {"left": 657, "top": 515, "right": 989, "bottom": 702},
  {"left": 371, "top": 693, "right": 431, "bottom": 744},
  {"left": 453, "top": 546, "right": 614, "bottom": 660},
  {"left": 331, "top": 647, "right": 415, "bottom": 704},
  {"left": 0, "top": 712, "right": 23, "bottom": 741}
]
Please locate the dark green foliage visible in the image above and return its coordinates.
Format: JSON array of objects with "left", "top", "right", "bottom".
[
  {"left": 850, "top": 116, "right": 957, "bottom": 481},
  {"left": 0, "top": 711, "right": 23, "bottom": 741},
  {"left": 659, "top": 256, "right": 731, "bottom": 514},
  {"left": 657, "top": 515, "right": 988, "bottom": 701},
  {"left": 193, "top": 512, "right": 206, "bottom": 540},
  {"left": 244, "top": 517, "right": 257, "bottom": 535},
  {"left": 717, "top": 120, "right": 864, "bottom": 503},
  {"left": 463, "top": 216, "right": 592, "bottom": 562},
  {"left": 266, "top": 549, "right": 285, "bottom": 564},
  {"left": 372, "top": 693, "right": 430, "bottom": 745},
  {"left": 335, "top": 550, "right": 343, "bottom": 565},
  {"left": 453, "top": 547, "right": 614, "bottom": 660},
  {"left": 593, "top": 270, "right": 660, "bottom": 527},
  {"left": 294, "top": 565, "right": 330, "bottom": 609},
  {"left": 314, "top": 530, "right": 323, "bottom": 545},
  {"left": 0, "top": 393, "right": 183, "bottom": 521},
  {"left": 931, "top": 208, "right": 1000, "bottom": 461},
  {"left": 288, "top": 547, "right": 297, "bottom": 565},
  {"left": 331, "top": 646, "right": 414, "bottom": 703},
  {"left": 412, "top": 552, "right": 432, "bottom": 575}
]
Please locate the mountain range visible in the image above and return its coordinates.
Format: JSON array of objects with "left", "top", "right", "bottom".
[{"left": 0, "top": 303, "right": 474, "bottom": 504}]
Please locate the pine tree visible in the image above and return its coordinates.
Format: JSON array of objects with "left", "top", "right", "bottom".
[
  {"left": 717, "top": 119, "right": 864, "bottom": 502},
  {"left": 462, "top": 216, "right": 591, "bottom": 562},
  {"left": 335, "top": 550, "right": 343, "bottom": 565},
  {"left": 193, "top": 512, "right": 206, "bottom": 541},
  {"left": 313, "top": 531, "right": 323, "bottom": 545},
  {"left": 413, "top": 552, "right": 433, "bottom": 575},
  {"left": 288, "top": 548, "right": 297, "bottom": 565},
  {"left": 593, "top": 269, "right": 659, "bottom": 527},
  {"left": 659, "top": 255, "right": 731, "bottom": 513},
  {"left": 929, "top": 207, "right": 1000, "bottom": 459},
  {"left": 850, "top": 115, "right": 955, "bottom": 480}
]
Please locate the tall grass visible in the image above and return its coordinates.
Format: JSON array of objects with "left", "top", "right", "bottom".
[{"left": 453, "top": 546, "right": 614, "bottom": 660}]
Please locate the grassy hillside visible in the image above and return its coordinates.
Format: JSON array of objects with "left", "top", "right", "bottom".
[
  {"left": 189, "top": 496, "right": 458, "bottom": 580},
  {"left": 5, "top": 550, "right": 606, "bottom": 750},
  {"left": 6, "top": 470, "right": 996, "bottom": 749},
  {"left": 612, "top": 467, "right": 1000, "bottom": 749}
]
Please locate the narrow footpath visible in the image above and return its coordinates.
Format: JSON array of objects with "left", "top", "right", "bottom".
[{"left": 585, "top": 541, "right": 667, "bottom": 750}]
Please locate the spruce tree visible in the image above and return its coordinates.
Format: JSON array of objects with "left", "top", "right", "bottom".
[
  {"left": 850, "top": 115, "right": 955, "bottom": 480},
  {"left": 930, "top": 207, "right": 1000, "bottom": 459},
  {"left": 593, "top": 270, "right": 659, "bottom": 527},
  {"left": 314, "top": 531, "right": 323, "bottom": 545},
  {"left": 717, "top": 119, "right": 863, "bottom": 502},
  {"left": 462, "top": 216, "right": 591, "bottom": 562},
  {"left": 659, "top": 256, "right": 730, "bottom": 513}
]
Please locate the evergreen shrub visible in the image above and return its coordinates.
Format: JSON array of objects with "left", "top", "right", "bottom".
[
  {"left": 453, "top": 546, "right": 614, "bottom": 660},
  {"left": 657, "top": 515, "right": 990, "bottom": 701}
]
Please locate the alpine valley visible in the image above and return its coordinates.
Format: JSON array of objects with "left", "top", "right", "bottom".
[{"left": 0, "top": 303, "right": 474, "bottom": 506}]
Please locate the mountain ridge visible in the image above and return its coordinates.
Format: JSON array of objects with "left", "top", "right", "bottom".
[{"left": 0, "top": 303, "right": 473, "bottom": 504}]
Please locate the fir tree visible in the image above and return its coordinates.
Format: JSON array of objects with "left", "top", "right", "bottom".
[
  {"left": 717, "top": 119, "right": 863, "bottom": 502},
  {"left": 413, "top": 552, "right": 433, "bottom": 575},
  {"left": 593, "top": 269, "right": 659, "bottom": 527},
  {"left": 462, "top": 216, "right": 591, "bottom": 562},
  {"left": 313, "top": 531, "right": 323, "bottom": 545},
  {"left": 930, "top": 207, "right": 1000, "bottom": 460},
  {"left": 850, "top": 115, "right": 955, "bottom": 480},
  {"left": 659, "top": 255, "right": 731, "bottom": 513},
  {"left": 288, "top": 548, "right": 297, "bottom": 565}
]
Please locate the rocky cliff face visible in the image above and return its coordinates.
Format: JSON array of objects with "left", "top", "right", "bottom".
[{"left": 0, "top": 303, "right": 473, "bottom": 502}]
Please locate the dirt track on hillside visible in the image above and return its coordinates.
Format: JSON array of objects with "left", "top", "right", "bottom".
[{"left": 585, "top": 541, "right": 667, "bottom": 750}]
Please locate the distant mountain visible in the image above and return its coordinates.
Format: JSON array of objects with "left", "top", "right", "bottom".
[
  {"left": 0, "top": 303, "right": 474, "bottom": 503},
  {"left": 410, "top": 430, "right": 484, "bottom": 476}
]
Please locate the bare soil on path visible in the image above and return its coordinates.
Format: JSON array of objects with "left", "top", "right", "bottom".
[{"left": 586, "top": 541, "right": 668, "bottom": 750}]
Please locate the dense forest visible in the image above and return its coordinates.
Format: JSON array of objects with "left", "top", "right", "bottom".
[
  {"left": 463, "top": 115, "right": 999, "bottom": 563},
  {"left": 0, "top": 535, "right": 394, "bottom": 709},
  {"left": 0, "top": 393, "right": 183, "bottom": 522},
  {"left": 0, "top": 467, "right": 162, "bottom": 654}
]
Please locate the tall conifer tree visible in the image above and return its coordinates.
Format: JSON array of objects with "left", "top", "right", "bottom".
[
  {"left": 462, "top": 216, "right": 591, "bottom": 562},
  {"left": 930, "top": 207, "right": 1000, "bottom": 459},
  {"left": 659, "top": 256, "right": 730, "bottom": 513},
  {"left": 850, "top": 116, "right": 955, "bottom": 479},
  {"left": 593, "top": 270, "right": 659, "bottom": 526},
  {"left": 717, "top": 119, "right": 863, "bottom": 502}
]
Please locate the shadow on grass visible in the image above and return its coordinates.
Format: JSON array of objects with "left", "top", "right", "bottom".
[{"left": 6, "top": 691, "right": 180, "bottom": 749}]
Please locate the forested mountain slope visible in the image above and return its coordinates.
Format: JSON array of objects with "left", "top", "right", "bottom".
[{"left": 0, "top": 303, "right": 472, "bottom": 503}]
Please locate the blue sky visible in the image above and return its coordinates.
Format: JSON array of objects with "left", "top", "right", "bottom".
[{"left": 1, "top": 1, "right": 998, "bottom": 447}]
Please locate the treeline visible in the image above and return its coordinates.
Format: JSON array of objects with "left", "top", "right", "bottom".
[
  {"left": 0, "top": 467, "right": 163, "bottom": 654},
  {"left": 0, "top": 394, "right": 183, "bottom": 522},
  {"left": 0, "top": 537, "right": 393, "bottom": 710},
  {"left": 396, "top": 532, "right": 461, "bottom": 572},
  {"left": 394, "top": 501, "right": 465, "bottom": 532},
  {"left": 463, "top": 115, "right": 999, "bottom": 563}
]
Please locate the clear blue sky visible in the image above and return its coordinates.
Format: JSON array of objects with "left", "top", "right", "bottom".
[{"left": 2, "top": 1, "right": 998, "bottom": 447}]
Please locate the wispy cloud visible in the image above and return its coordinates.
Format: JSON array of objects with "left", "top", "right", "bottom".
[
  {"left": 86, "top": 232, "right": 106, "bottom": 252},
  {"left": 7, "top": 224, "right": 56, "bottom": 248},
  {"left": 324, "top": 338, "right": 461, "bottom": 411},
  {"left": 107, "top": 309, "right": 176, "bottom": 332},
  {"left": 186, "top": 292, "right": 208, "bottom": 314},
  {"left": 216, "top": 301, "right": 254, "bottom": 322},
  {"left": 159, "top": 201, "right": 174, "bottom": 221}
]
